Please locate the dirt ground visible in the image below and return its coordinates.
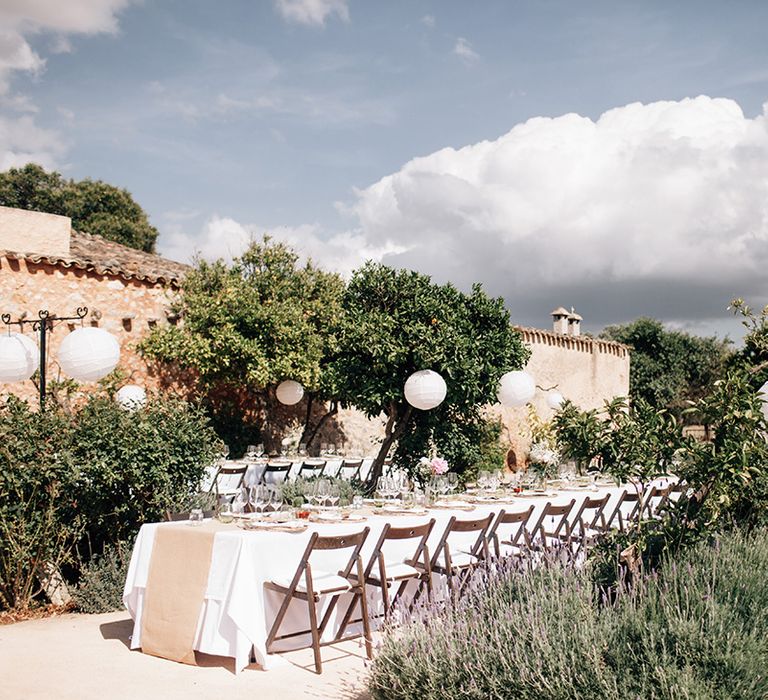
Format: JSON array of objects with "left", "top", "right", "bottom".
[{"left": 0, "top": 611, "right": 371, "bottom": 700}]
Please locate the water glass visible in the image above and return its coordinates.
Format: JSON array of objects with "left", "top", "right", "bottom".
[
  {"left": 218, "top": 501, "right": 234, "bottom": 524},
  {"left": 352, "top": 494, "right": 364, "bottom": 510},
  {"left": 189, "top": 508, "right": 204, "bottom": 526}
]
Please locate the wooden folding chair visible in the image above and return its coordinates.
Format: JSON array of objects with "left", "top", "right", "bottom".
[
  {"left": 564, "top": 494, "right": 610, "bottom": 557},
  {"left": 264, "top": 528, "right": 372, "bottom": 674},
  {"left": 337, "top": 519, "right": 436, "bottom": 635},
  {"left": 335, "top": 459, "right": 364, "bottom": 480},
  {"left": 429, "top": 514, "right": 495, "bottom": 598},
  {"left": 260, "top": 461, "right": 293, "bottom": 485},
  {"left": 487, "top": 505, "right": 536, "bottom": 560},
  {"left": 211, "top": 464, "right": 248, "bottom": 501},
  {"left": 654, "top": 481, "right": 685, "bottom": 516},
  {"left": 164, "top": 509, "right": 214, "bottom": 521},
  {"left": 605, "top": 490, "right": 642, "bottom": 532},
  {"left": 643, "top": 484, "right": 675, "bottom": 518},
  {"left": 298, "top": 459, "right": 327, "bottom": 478},
  {"left": 537, "top": 499, "right": 577, "bottom": 553}
]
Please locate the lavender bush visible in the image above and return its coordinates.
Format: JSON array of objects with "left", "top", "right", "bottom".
[{"left": 368, "top": 529, "right": 768, "bottom": 699}]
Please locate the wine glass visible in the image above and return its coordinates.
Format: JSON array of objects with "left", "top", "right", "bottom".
[
  {"left": 298, "top": 442, "right": 308, "bottom": 457},
  {"left": 246, "top": 444, "right": 258, "bottom": 461},
  {"left": 446, "top": 472, "right": 458, "bottom": 495},
  {"left": 328, "top": 484, "right": 340, "bottom": 510},
  {"left": 303, "top": 481, "right": 316, "bottom": 508},
  {"left": 328, "top": 443, "right": 337, "bottom": 456},
  {"left": 270, "top": 486, "right": 283, "bottom": 513},
  {"left": 315, "top": 479, "right": 330, "bottom": 508}
]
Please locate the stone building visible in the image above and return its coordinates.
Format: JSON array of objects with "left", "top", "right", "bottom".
[
  {"left": 0, "top": 205, "right": 630, "bottom": 463},
  {"left": 0, "top": 206, "right": 188, "bottom": 405},
  {"left": 491, "top": 309, "right": 630, "bottom": 465}
]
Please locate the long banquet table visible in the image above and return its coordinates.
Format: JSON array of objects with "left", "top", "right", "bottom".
[{"left": 123, "top": 479, "right": 668, "bottom": 673}]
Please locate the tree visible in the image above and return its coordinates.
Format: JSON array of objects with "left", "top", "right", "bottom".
[
  {"left": 600, "top": 317, "right": 731, "bottom": 419},
  {"left": 0, "top": 163, "right": 158, "bottom": 252},
  {"left": 140, "top": 237, "right": 345, "bottom": 453},
  {"left": 325, "top": 263, "right": 530, "bottom": 485}
]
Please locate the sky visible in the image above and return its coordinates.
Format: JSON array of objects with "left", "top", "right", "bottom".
[{"left": 2, "top": 0, "right": 768, "bottom": 340}]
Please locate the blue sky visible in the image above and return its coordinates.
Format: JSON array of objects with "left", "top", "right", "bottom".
[{"left": 2, "top": 0, "right": 768, "bottom": 337}]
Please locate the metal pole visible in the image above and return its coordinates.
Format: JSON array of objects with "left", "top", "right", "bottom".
[{"left": 39, "top": 318, "right": 47, "bottom": 410}]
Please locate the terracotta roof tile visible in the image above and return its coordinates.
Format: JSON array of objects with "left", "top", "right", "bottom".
[{"left": 3, "top": 230, "right": 190, "bottom": 286}]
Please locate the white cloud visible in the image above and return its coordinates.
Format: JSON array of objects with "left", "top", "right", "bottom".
[
  {"left": 0, "top": 114, "right": 66, "bottom": 170},
  {"left": 0, "top": 0, "right": 133, "bottom": 169},
  {"left": 156, "top": 96, "right": 768, "bottom": 333},
  {"left": 0, "top": 0, "right": 133, "bottom": 93},
  {"left": 421, "top": 14, "right": 435, "bottom": 28},
  {"left": 453, "top": 37, "right": 479, "bottom": 64},
  {"left": 274, "top": 0, "right": 350, "bottom": 27},
  {"left": 158, "top": 215, "right": 406, "bottom": 278},
  {"left": 346, "top": 96, "right": 768, "bottom": 328}
]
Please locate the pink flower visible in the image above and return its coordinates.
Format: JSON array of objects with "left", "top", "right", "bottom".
[{"left": 430, "top": 457, "right": 449, "bottom": 475}]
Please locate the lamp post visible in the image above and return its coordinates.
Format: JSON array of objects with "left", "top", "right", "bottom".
[{"left": 0, "top": 307, "right": 120, "bottom": 409}]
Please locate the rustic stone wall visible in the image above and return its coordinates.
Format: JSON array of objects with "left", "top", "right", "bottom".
[
  {"left": 0, "top": 255, "right": 177, "bottom": 404},
  {"left": 489, "top": 327, "right": 630, "bottom": 465}
]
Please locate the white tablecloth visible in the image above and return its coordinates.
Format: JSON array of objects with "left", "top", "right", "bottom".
[{"left": 123, "top": 480, "right": 666, "bottom": 672}]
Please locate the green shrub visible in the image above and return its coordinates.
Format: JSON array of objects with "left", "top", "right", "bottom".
[
  {"left": 0, "top": 394, "right": 219, "bottom": 611},
  {"left": 368, "top": 529, "right": 768, "bottom": 700},
  {"left": 72, "top": 540, "right": 132, "bottom": 614}
]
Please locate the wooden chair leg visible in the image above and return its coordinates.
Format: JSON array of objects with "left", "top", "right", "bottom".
[
  {"left": 304, "top": 573, "right": 322, "bottom": 673},
  {"left": 356, "top": 557, "right": 373, "bottom": 659}
]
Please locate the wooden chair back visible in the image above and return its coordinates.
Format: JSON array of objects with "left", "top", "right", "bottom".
[
  {"left": 212, "top": 464, "right": 247, "bottom": 497},
  {"left": 538, "top": 499, "right": 577, "bottom": 548},
  {"left": 261, "top": 461, "right": 292, "bottom": 484},
  {"left": 431, "top": 513, "right": 495, "bottom": 568},
  {"left": 606, "top": 490, "right": 642, "bottom": 531},
  {"left": 336, "top": 458, "right": 364, "bottom": 480},
  {"left": 487, "top": 505, "right": 535, "bottom": 557},
  {"left": 298, "top": 460, "right": 327, "bottom": 478}
]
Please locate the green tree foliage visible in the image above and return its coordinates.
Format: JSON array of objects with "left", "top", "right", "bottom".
[
  {"left": 325, "top": 263, "right": 530, "bottom": 483},
  {"left": 600, "top": 317, "right": 731, "bottom": 418},
  {"left": 0, "top": 394, "right": 218, "bottom": 611},
  {"left": 0, "top": 163, "right": 158, "bottom": 252},
  {"left": 729, "top": 298, "right": 768, "bottom": 388},
  {"left": 140, "top": 237, "right": 345, "bottom": 452}
]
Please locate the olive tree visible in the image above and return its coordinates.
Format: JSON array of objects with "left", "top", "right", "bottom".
[{"left": 325, "top": 263, "right": 530, "bottom": 484}]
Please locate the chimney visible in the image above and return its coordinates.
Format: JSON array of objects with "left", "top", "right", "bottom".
[
  {"left": 550, "top": 306, "right": 570, "bottom": 334},
  {"left": 568, "top": 308, "right": 582, "bottom": 336},
  {"left": 0, "top": 206, "right": 72, "bottom": 257}
]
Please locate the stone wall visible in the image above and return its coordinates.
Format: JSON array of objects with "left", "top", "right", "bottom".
[
  {"left": 0, "top": 255, "right": 177, "bottom": 404},
  {"left": 489, "top": 326, "right": 630, "bottom": 464}
]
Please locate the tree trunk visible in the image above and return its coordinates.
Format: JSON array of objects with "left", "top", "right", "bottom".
[{"left": 365, "top": 402, "right": 413, "bottom": 492}]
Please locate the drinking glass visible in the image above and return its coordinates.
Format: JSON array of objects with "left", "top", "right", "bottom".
[
  {"left": 246, "top": 444, "right": 258, "bottom": 461},
  {"left": 218, "top": 501, "right": 233, "bottom": 524},
  {"left": 255, "top": 443, "right": 265, "bottom": 458},
  {"left": 352, "top": 495, "right": 364, "bottom": 510},
  {"left": 298, "top": 442, "right": 308, "bottom": 457},
  {"left": 189, "top": 508, "right": 204, "bottom": 526},
  {"left": 328, "top": 484, "right": 340, "bottom": 510},
  {"left": 446, "top": 472, "right": 458, "bottom": 495},
  {"left": 328, "top": 443, "right": 337, "bottom": 456},
  {"left": 316, "top": 479, "right": 330, "bottom": 508},
  {"left": 270, "top": 486, "right": 283, "bottom": 512}
]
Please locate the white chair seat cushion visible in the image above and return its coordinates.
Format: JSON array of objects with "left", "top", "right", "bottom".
[
  {"left": 273, "top": 570, "right": 352, "bottom": 594},
  {"left": 369, "top": 561, "right": 420, "bottom": 582}
]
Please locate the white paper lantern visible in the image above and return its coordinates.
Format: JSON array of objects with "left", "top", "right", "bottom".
[
  {"left": 404, "top": 369, "right": 447, "bottom": 410},
  {"left": 0, "top": 333, "right": 39, "bottom": 382},
  {"left": 116, "top": 384, "right": 147, "bottom": 410},
  {"left": 759, "top": 381, "right": 768, "bottom": 422},
  {"left": 497, "top": 370, "right": 536, "bottom": 407},
  {"left": 57, "top": 327, "right": 120, "bottom": 382},
  {"left": 546, "top": 391, "right": 565, "bottom": 410},
  {"left": 276, "top": 379, "right": 304, "bottom": 405}
]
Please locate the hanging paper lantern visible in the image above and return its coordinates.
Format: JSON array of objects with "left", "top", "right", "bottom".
[
  {"left": 0, "top": 333, "right": 38, "bottom": 382},
  {"left": 116, "top": 384, "right": 147, "bottom": 410},
  {"left": 546, "top": 391, "right": 565, "bottom": 410},
  {"left": 497, "top": 370, "right": 536, "bottom": 407},
  {"left": 57, "top": 327, "right": 120, "bottom": 382},
  {"left": 276, "top": 379, "right": 304, "bottom": 405},
  {"left": 404, "top": 369, "right": 447, "bottom": 410}
]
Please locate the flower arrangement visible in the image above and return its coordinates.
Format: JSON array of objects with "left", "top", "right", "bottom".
[
  {"left": 418, "top": 456, "right": 449, "bottom": 484},
  {"left": 527, "top": 440, "right": 560, "bottom": 479}
]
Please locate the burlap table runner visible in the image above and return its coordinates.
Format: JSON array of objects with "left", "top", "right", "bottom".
[{"left": 140, "top": 520, "right": 228, "bottom": 664}]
